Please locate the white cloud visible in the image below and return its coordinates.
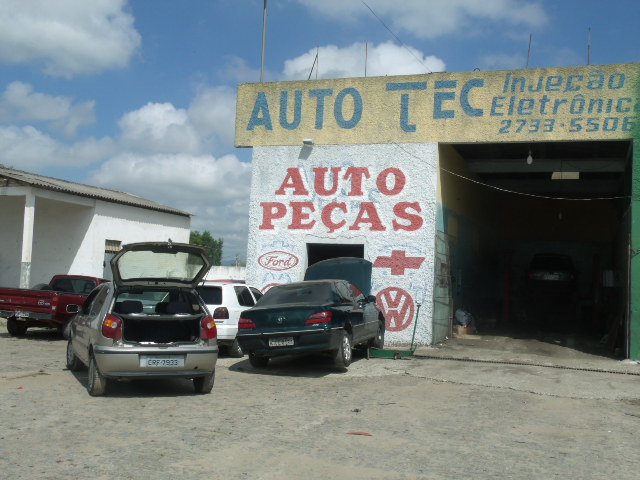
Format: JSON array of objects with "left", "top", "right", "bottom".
[
  {"left": 0, "top": 82, "right": 95, "bottom": 137},
  {"left": 297, "top": 0, "right": 547, "bottom": 39},
  {"left": 0, "top": 125, "right": 114, "bottom": 170},
  {"left": 118, "top": 103, "right": 202, "bottom": 155},
  {"left": 117, "top": 85, "right": 238, "bottom": 156},
  {"left": 0, "top": 0, "right": 140, "bottom": 77},
  {"left": 86, "top": 153, "right": 252, "bottom": 259},
  {"left": 478, "top": 53, "right": 526, "bottom": 70},
  {"left": 187, "top": 86, "right": 237, "bottom": 154},
  {"left": 282, "top": 41, "right": 445, "bottom": 80},
  {"left": 217, "top": 56, "right": 264, "bottom": 84}
]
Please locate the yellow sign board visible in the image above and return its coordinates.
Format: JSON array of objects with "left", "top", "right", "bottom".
[{"left": 235, "top": 63, "right": 639, "bottom": 147}]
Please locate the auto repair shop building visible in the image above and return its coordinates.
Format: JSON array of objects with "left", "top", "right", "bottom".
[
  {"left": 0, "top": 167, "right": 191, "bottom": 289},
  {"left": 235, "top": 62, "right": 640, "bottom": 360}
]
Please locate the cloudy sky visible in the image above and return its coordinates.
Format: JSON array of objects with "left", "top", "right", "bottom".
[{"left": 1, "top": 0, "right": 638, "bottom": 264}]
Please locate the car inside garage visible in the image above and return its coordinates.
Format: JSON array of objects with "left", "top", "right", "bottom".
[{"left": 440, "top": 140, "right": 632, "bottom": 357}]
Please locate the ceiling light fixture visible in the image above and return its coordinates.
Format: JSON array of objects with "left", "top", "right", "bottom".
[{"left": 302, "top": 138, "right": 314, "bottom": 146}]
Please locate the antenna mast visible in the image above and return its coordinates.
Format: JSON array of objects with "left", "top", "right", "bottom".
[{"left": 260, "top": 0, "right": 267, "bottom": 82}]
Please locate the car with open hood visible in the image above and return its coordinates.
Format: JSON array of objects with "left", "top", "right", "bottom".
[
  {"left": 236, "top": 258, "right": 385, "bottom": 369},
  {"left": 65, "top": 241, "right": 218, "bottom": 396}
]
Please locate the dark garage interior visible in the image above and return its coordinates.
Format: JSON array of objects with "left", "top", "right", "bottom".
[{"left": 442, "top": 140, "right": 633, "bottom": 357}]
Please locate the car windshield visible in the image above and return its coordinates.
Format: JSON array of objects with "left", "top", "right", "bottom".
[{"left": 257, "top": 283, "right": 334, "bottom": 306}]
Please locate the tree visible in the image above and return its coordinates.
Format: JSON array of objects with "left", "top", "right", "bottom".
[{"left": 190, "top": 230, "right": 223, "bottom": 265}]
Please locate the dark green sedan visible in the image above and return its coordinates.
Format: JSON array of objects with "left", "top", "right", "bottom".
[{"left": 236, "top": 279, "right": 385, "bottom": 369}]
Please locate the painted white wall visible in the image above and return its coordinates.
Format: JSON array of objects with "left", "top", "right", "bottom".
[
  {"left": 246, "top": 143, "right": 438, "bottom": 345},
  {"left": 205, "top": 266, "right": 246, "bottom": 281},
  {"left": 84, "top": 200, "right": 190, "bottom": 279},
  {"left": 0, "top": 187, "right": 190, "bottom": 287}
]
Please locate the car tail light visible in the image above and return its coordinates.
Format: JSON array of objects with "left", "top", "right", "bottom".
[
  {"left": 238, "top": 317, "right": 256, "bottom": 329},
  {"left": 201, "top": 315, "right": 217, "bottom": 339},
  {"left": 51, "top": 295, "right": 58, "bottom": 312},
  {"left": 306, "top": 311, "right": 332, "bottom": 324},
  {"left": 213, "top": 307, "right": 229, "bottom": 320},
  {"left": 101, "top": 313, "right": 122, "bottom": 340}
]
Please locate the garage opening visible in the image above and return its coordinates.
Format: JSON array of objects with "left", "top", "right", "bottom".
[
  {"left": 306, "top": 243, "right": 364, "bottom": 267},
  {"left": 441, "top": 140, "right": 631, "bottom": 358}
]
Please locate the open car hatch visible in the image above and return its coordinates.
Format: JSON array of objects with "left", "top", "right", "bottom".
[{"left": 111, "top": 241, "right": 211, "bottom": 288}]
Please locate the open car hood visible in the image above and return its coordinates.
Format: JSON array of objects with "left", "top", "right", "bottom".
[
  {"left": 111, "top": 242, "right": 211, "bottom": 288},
  {"left": 303, "top": 257, "right": 372, "bottom": 297}
]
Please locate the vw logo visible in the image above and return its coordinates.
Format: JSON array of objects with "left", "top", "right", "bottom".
[{"left": 276, "top": 316, "right": 285, "bottom": 325}]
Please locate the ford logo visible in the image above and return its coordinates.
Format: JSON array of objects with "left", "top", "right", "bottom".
[
  {"left": 258, "top": 251, "right": 299, "bottom": 271},
  {"left": 276, "top": 316, "right": 285, "bottom": 325}
]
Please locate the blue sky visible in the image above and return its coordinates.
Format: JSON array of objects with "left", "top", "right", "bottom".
[{"left": 1, "top": 0, "right": 639, "bottom": 264}]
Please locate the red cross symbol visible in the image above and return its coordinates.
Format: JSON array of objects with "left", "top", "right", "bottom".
[{"left": 374, "top": 250, "right": 425, "bottom": 275}]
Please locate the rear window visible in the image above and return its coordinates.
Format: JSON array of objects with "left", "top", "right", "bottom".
[
  {"left": 51, "top": 278, "right": 96, "bottom": 294},
  {"left": 196, "top": 286, "right": 222, "bottom": 305},
  {"left": 256, "top": 283, "right": 335, "bottom": 306},
  {"left": 116, "top": 249, "right": 207, "bottom": 283}
]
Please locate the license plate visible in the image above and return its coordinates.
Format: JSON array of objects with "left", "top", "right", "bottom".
[
  {"left": 140, "top": 355, "right": 185, "bottom": 367},
  {"left": 269, "top": 337, "right": 294, "bottom": 347},
  {"left": 542, "top": 274, "right": 560, "bottom": 280},
  {"left": 15, "top": 311, "right": 31, "bottom": 318}
]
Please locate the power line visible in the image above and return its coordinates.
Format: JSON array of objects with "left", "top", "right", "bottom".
[
  {"left": 391, "top": 142, "right": 629, "bottom": 201},
  {"left": 361, "top": 1, "right": 432, "bottom": 74}
]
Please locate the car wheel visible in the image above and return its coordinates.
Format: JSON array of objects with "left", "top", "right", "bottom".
[
  {"left": 333, "top": 330, "right": 353, "bottom": 368},
  {"left": 66, "top": 339, "right": 83, "bottom": 371},
  {"left": 248, "top": 352, "right": 269, "bottom": 368},
  {"left": 193, "top": 371, "right": 215, "bottom": 394},
  {"left": 87, "top": 353, "right": 107, "bottom": 396},
  {"left": 371, "top": 319, "right": 385, "bottom": 350},
  {"left": 228, "top": 338, "right": 244, "bottom": 358},
  {"left": 6, "top": 317, "right": 27, "bottom": 336}
]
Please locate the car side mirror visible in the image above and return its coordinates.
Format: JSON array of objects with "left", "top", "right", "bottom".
[
  {"left": 367, "top": 295, "right": 377, "bottom": 303},
  {"left": 66, "top": 304, "right": 79, "bottom": 314}
]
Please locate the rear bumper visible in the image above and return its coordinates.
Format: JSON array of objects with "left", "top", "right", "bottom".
[
  {"left": 0, "top": 309, "right": 55, "bottom": 321},
  {"left": 93, "top": 344, "right": 218, "bottom": 379},
  {"left": 236, "top": 327, "right": 342, "bottom": 357},
  {"left": 216, "top": 323, "right": 238, "bottom": 345}
]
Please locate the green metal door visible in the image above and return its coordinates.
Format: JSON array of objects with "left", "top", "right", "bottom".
[{"left": 432, "top": 232, "right": 453, "bottom": 344}]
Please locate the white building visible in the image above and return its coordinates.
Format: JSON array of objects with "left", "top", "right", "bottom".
[
  {"left": 0, "top": 167, "right": 191, "bottom": 288},
  {"left": 236, "top": 63, "right": 639, "bottom": 353}
]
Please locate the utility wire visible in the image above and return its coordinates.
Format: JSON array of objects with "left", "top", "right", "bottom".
[
  {"left": 391, "top": 142, "right": 630, "bottom": 201},
  {"left": 439, "top": 166, "right": 630, "bottom": 201},
  {"left": 361, "top": 1, "right": 432, "bottom": 74}
]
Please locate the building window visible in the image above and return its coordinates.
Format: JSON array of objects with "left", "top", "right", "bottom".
[{"left": 105, "top": 239, "right": 122, "bottom": 253}]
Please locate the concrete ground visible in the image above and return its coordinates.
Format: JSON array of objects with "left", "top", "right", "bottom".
[
  {"left": 410, "top": 328, "right": 640, "bottom": 401},
  {"left": 1, "top": 318, "right": 640, "bottom": 479}
]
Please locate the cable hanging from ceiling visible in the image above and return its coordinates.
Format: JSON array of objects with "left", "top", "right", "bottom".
[{"left": 390, "top": 142, "right": 630, "bottom": 202}]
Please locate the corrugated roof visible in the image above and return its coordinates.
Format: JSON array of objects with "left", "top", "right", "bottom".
[{"left": 0, "top": 166, "right": 190, "bottom": 217}]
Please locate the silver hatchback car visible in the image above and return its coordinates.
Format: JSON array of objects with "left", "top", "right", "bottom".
[{"left": 65, "top": 242, "right": 218, "bottom": 396}]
